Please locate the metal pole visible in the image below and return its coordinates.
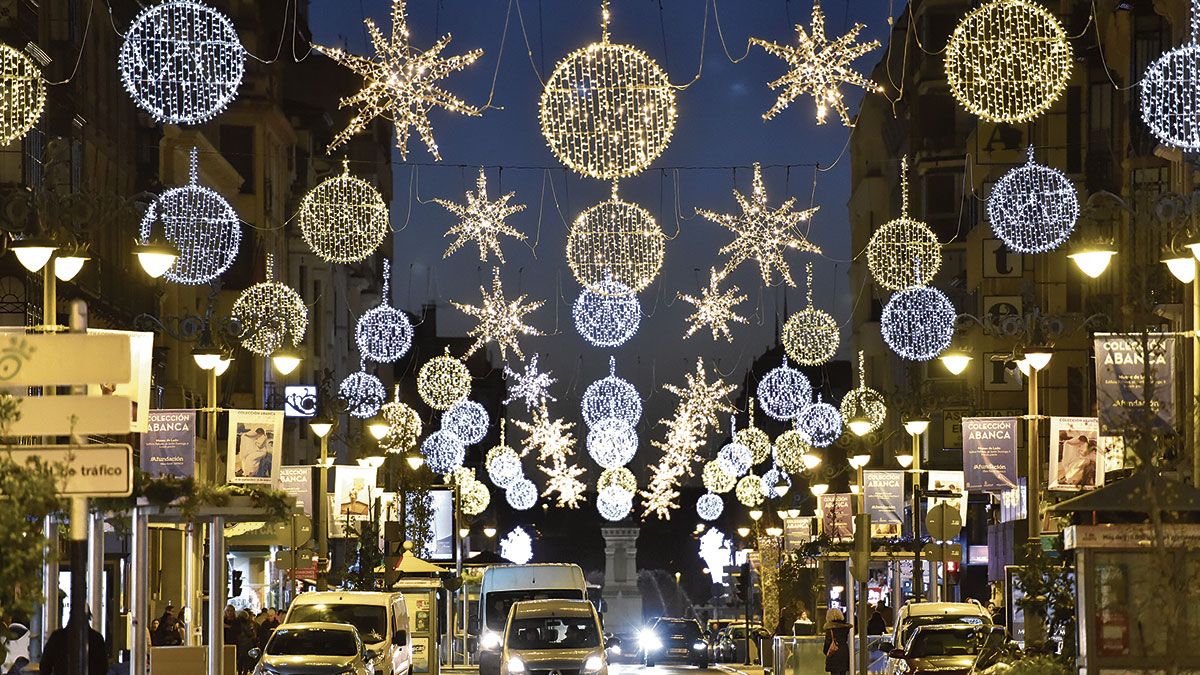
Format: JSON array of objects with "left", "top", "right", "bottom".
[
  {"left": 41, "top": 256, "right": 61, "bottom": 654},
  {"left": 911, "top": 433, "right": 923, "bottom": 603},
  {"left": 89, "top": 510, "right": 104, "bottom": 634},
  {"left": 208, "top": 518, "right": 225, "bottom": 675},
  {"left": 131, "top": 507, "right": 148, "bottom": 675},
  {"left": 1193, "top": 281, "right": 1199, "bottom": 489},
  {"left": 856, "top": 469, "right": 867, "bottom": 675},
  {"left": 207, "top": 370, "right": 218, "bottom": 486},
  {"left": 67, "top": 299, "right": 88, "bottom": 675},
  {"left": 317, "top": 434, "right": 329, "bottom": 591},
  {"left": 1025, "top": 367, "right": 1044, "bottom": 647}
]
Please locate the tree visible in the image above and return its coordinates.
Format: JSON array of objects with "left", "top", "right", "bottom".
[{"left": 0, "top": 454, "right": 61, "bottom": 665}]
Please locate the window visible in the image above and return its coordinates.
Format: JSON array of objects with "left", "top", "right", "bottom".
[
  {"left": 266, "top": 628, "right": 358, "bottom": 656},
  {"left": 507, "top": 616, "right": 599, "bottom": 650}
]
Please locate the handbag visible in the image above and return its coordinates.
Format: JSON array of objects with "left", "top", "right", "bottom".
[{"left": 825, "top": 634, "right": 840, "bottom": 658}]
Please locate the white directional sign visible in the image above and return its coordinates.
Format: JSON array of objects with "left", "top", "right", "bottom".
[
  {"left": 8, "top": 395, "right": 135, "bottom": 435},
  {"left": 5, "top": 444, "right": 133, "bottom": 496},
  {"left": 0, "top": 332, "right": 130, "bottom": 386}
]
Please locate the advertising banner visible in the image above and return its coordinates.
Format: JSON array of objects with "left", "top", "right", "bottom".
[
  {"left": 141, "top": 409, "right": 196, "bottom": 478},
  {"left": 962, "top": 417, "right": 1019, "bottom": 491},
  {"left": 333, "top": 465, "right": 379, "bottom": 521},
  {"left": 926, "top": 470, "right": 967, "bottom": 523},
  {"left": 88, "top": 329, "right": 154, "bottom": 432},
  {"left": 819, "top": 493, "right": 854, "bottom": 542},
  {"left": 1049, "top": 416, "right": 1103, "bottom": 491},
  {"left": 278, "top": 466, "right": 312, "bottom": 517},
  {"left": 864, "top": 470, "right": 904, "bottom": 524},
  {"left": 226, "top": 409, "right": 283, "bottom": 486},
  {"left": 1094, "top": 334, "right": 1176, "bottom": 434},
  {"left": 783, "top": 517, "right": 814, "bottom": 550}
]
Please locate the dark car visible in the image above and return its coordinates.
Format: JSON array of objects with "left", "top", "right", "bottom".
[
  {"left": 884, "top": 623, "right": 1008, "bottom": 675},
  {"left": 640, "top": 618, "right": 709, "bottom": 668}
]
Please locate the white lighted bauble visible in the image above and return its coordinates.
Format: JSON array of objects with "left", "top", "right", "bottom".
[
  {"left": 506, "top": 477, "right": 538, "bottom": 510},
  {"left": 581, "top": 357, "right": 642, "bottom": 428},
  {"left": 586, "top": 417, "right": 638, "bottom": 469},
  {"left": 0, "top": 44, "right": 45, "bottom": 146},
  {"left": 356, "top": 305, "right": 413, "bottom": 363},
  {"left": 702, "top": 460, "right": 736, "bottom": 494},
  {"left": 760, "top": 466, "right": 792, "bottom": 499},
  {"left": 422, "top": 430, "right": 466, "bottom": 475},
  {"left": 735, "top": 426, "right": 772, "bottom": 465},
  {"left": 598, "top": 467, "right": 637, "bottom": 494},
  {"left": 986, "top": 149, "right": 1078, "bottom": 254},
  {"left": 485, "top": 445, "right": 523, "bottom": 488},
  {"left": 773, "top": 430, "right": 813, "bottom": 474},
  {"left": 596, "top": 485, "right": 634, "bottom": 522},
  {"left": 572, "top": 278, "right": 641, "bottom": 347},
  {"left": 717, "top": 442, "right": 753, "bottom": 478},
  {"left": 298, "top": 164, "right": 390, "bottom": 263},
  {"left": 443, "top": 400, "right": 489, "bottom": 445},
  {"left": 735, "top": 473, "right": 765, "bottom": 507},
  {"left": 696, "top": 492, "right": 724, "bottom": 521},
  {"left": 339, "top": 371, "right": 386, "bottom": 419},
  {"left": 756, "top": 359, "right": 812, "bottom": 421},
  {"left": 797, "top": 400, "right": 843, "bottom": 448},
  {"left": 119, "top": 0, "right": 246, "bottom": 125},
  {"left": 881, "top": 286, "right": 957, "bottom": 361},
  {"left": 1143, "top": 38, "right": 1200, "bottom": 149}
]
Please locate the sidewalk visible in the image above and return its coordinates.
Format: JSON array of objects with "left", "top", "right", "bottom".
[{"left": 715, "top": 664, "right": 766, "bottom": 675}]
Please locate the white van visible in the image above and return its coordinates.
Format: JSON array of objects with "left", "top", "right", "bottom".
[
  {"left": 283, "top": 591, "right": 411, "bottom": 675},
  {"left": 475, "top": 564, "right": 588, "bottom": 675}
]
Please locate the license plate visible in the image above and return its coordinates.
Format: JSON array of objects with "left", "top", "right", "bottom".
[{"left": 670, "top": 648, "right": 687, "bottom": 655}]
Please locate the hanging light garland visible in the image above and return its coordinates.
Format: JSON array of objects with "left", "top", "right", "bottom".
[
  {"left": 356, "top": 260, "right": 414, "bottom": 364},
  {"left": 839, "top": 351, "right": 887, "bottom": 434},
  {"left": 503, "top": 354, "right": 557, "bottom": 412},
  {"left": 679, "top": 268, "right": 749, "bottom": 342},
  {"left": 1142, "top": 2, "right": 1200, "bottom": 149},
  {"left": 866, "top": 157, "right": 941, "bottom": 291},
  {"left": 421, "top": 430, "right": 466, "bottom": 475},
  {"left": 944, "top": 0, "right": 1072, "bottom": 124},
  {"left": 986, "top": 146, "right": 1078, "bottom": 254},
  {"left": 573, "top": 277, "right": 642, "bottom": 348},
  {"left": 797, "top": 397, "right": 843, "bottom": 448},
  {"left": 773, "top": 428, "right": 813, "bottom": 474},
  {"left": 598, "top": 466, "right": 637, "bottom": 495},
  {"left": 596, "top": 485, "right": 634, "bottom": 521},
  {"left": 506, "top": 477, "right": 538, "bottom": 510},
  {"left": 581, "top": 357, "right": 643, "bottom": 428},
  {"left": 443, "top": 399, "right": 489, "bottom": 445},
  {"left": 435, "top": 167, "right": 527, "bottom": 262},
  {"left": 782, "top": 263, "right": 840, "bottom": 365},
  {"left": 452, "top": 267, "right": 544, "bottom": 362},
  {"left": 760, "top": 466, "right": 792, "bottom": 499},
  {"left": 417, "top": 347, "right": 471, "bottom": 411},
  {"left": 567, "top": 184, "right": 666, "bottom": 295},
  {"left": 299, "top": 160, "right": 390, "bottom": 263},
  {"left": 586, "top": 417, "right": 638, "bottom": 469},
  {"left": 696, "top": 492, "right": 724, "bottom": 521},
  {"left": 756, "top": 355, "right": 812, "bottom": 422},
  {"left": 736, "top": 473, "right": 765, "bottom": 507},
  {"left": 339, "top": 369, "right": 387, "bottom": 419},
  {"left": 736, "top": 399, "right": 773, "bottom": 465},
  {"left": 119, "top": 0, "right": 245, "bottom": 125},
  {"left": 702, "top": 460, "right": 736, "bottom": 494},
  {"left": 230, "top": 254, "right": 307, "bottom": 357},
  {"left": 0, "top": 44, "right": 44, "bottom": 145},
  {"left": 881, "top": 282, "right": 957, "bottom": 362}
]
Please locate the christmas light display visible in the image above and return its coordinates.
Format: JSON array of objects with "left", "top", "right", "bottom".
[
  {"left": 736, "top": 473, "right": 765, "bottom": 507},
  {"left": 756, "top": 355, "right": 812, "bottom": 421},
  {"left": 435, "top": 168, "right": 527, "bottom": 262},
  {"left": 581, "top": 357, "right": 642, "bottom": 428},
  {"left": 866, "top": 157, "right": 941, "bottom": 291},
  {"left": 486, "top": 441, "right": 523, "bottom": 488},
  {"left": 298, "top": 160, "right": 389, "bottom": 263},
  {"left": 511, "top": 406, "right": 577, "bottom": 463},
  {"left": 230, "top": 254, "right": 307, "bottom": 357},
  {"left": 749, "top": 0, "right": 880, "bottom": 126},
  {"left": 697, "top": 162, "right": 821, "bottom": 287},
  {"left": 417, "top": 347, "right": 471, "bottom": 411},
  {"left": 314, "top": 0, "right": 484, "bottom": 158},
  {"left": 586, "top": 416, "right": 638, "bottom": 469},
  {"left": 596, "top": 485, "right": 634, "bottom": 521},
  {"left": 499, "top": 526, "right": 533, "bottom": 563},
  {"left": 0, "top": 44, "right": 44, "bottom": 145},
  {"left": 541, "top": 459, "right": 588, "bottom": 509},
  {"left": 839, "top": 351, "right": 887, "bottom": 434},
  {"left": 539, "top": 1, "right": 677, "bottom": 179},
  {"left": 598, "top": 466, "right": 636, "bottom": 495},
  {"left": 356, "top": 260, "right": 414, "bottom": 364},
  {"left": 421, "top": 430, "right": 466, "bottom": 475},
  {"left": 506, "top": 478, "right": 538, "bottom": 510},
  {"left": 679, "top": 268, "right": 749, "bottom": 342},
  {"left": 797, "top": 398, "right": 843, "bottom": 447},
  {"left": 881, "top": 284, "right": 957, "bottom": 361},
  {"left": 567, "top": 186, "right": 666, "bottom": 295},
  {"left": 140, "top": 148, "right": 241, "bottom": 285},
  {"left": 573, "top": 277, "right": 641, "bottom": 347},
  {"left": 380, "top": 394, "right": 422, "bottom": 452},
  {"left": 1142, "top": 3, "right": 1200, "bottom": 150},
  {"left": 944, "top": 0, "right": 1072, "bottom": 124},
  {"left": 986, "top": 146, "right": 1078, "bottom": 253},
  {"left": 462, "top": 478, "right": 491, "bottom": 516},
  {"left": 443, "top": 399, "right": 489, "bottom": 445},
  {"left": 696, "top": 492, "right": 724, "bottom": 521},
  {"left": 717, "top": 442, "right": 753, "bottom": 478},
  {"left": 773, "top": 428, "right": 812, "bottom": 474},
  {"left": 503, "top": 355, "right": 556, "bottom": 412},
  {"left": 782, "top": 263, "right": 839, "bottom": 365},
  {"left": 736, "top": 399, "right": 773, "bottom": 464},
  {"left": 452, "top": 267, "right": 544, "bottom": 361},
  {"left": 702, "top": 460, "right": 736, "bottom": 494},
  {"left": 118, "top": 0, "right": 245, "bottom": 125},
  {"left": 339, "top": 370, "right": 387, "bottom": 419},
  {"left": 760, "top": 466, "right": 792, "bottom": 499}
]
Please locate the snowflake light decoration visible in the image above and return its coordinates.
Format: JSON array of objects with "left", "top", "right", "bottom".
[
  {"left": 736, "top": 398, "right": 773, "bottom": 464},
  {"left": 986, "top": 146, "right": 1078, "bottom": 254},
  {"left": 511, "top": 406, "right": 577, "bottom": 462},
  {"left": 539, "top": 1, "right": 677, "bottom": 179},
  {"left": 587, "top": 417, "right": 638, "bottom": 469},
  {"left": 435, "top": 168, "right": 527, "bottom": 262},
  {"left": 749, "top": 0, "right": 881, "bottom": 126},
  {"left": 356, "top": 260, "right": 414, "bottom": 364},
  {"left": 596, "top": 485, "right": 634, "bottom": 521},
  {"left": 797, "top": 398, "right": 843, "bottom": 447},
  {"left": 452, "top": 267, "right": 544, "bottom": 361},
  {"left": 417, "top": 347, "right": 471, "bottom": 411},
  {"left": 500, "top": 526, "right": 534, "bottom": 563},
  {"left": 702, "top": 461, "right": 736, "bottom": 494},
  {"left": 140, "top": 148, "right": 241, "bottom": 285},
  {"left": 783, "top": 263, "right": 839, "bottom": 366},
  {"left": 541, "top": 459, "right": 588, "bottom": 509},
  {"left": 866, "top": 158, "right": 941, "bottom": 291},
  {"left": 230, "top": 254, "right": 307, "bottom": 357},
  {"left": 421, "top": 430, "right": 466, "bottom": 475},
  {"left": 881, "top": 284, "right": 957, "bottom": 361},
  {"left": 299, "top": 160, "right": 389, "bottom": 263},
  {"left": 503, "top": 355, "right": 556, "bottom": 412},
  {"left": 696, "top": 492, "right": 724, "bottom": 521},
  {"left": 314, "top": 0, "right": 484, "bottom": 159},
  {"left": 567, "top": 186, "right": 666, "bottom": 295},
  {"left": 679, "top": 268, "right": 749, "bottom": 342},
  {"left": 0, "top": 44, "right": 45, "bottom": 145},
  {"left": 774, "top": 429, "right": 813, "bottom": 474},
  {"left": 736, "top": 473, "right": 765, "bottom": 507},
  {"left": 573, "top": 277, "right": 642, "bottom": 348},
  {"left": 945, "top": 0, "right": 1072, "bottom": 124},
  {"left": 119, "top": 0, "right": 245, "bottom": 125},
  {"left": 506, "top": 478, "right": 538, "bottom": 511},
  {"left": 757, "top": 355, "right": 812, "bottom": 421},
  {"left": 581, "top": 357, "right": 642, "bottom": 428},
  {"left": 443, "top": 399, "right": 489, "bottom": 445},
  {"left": 1142, "top": 4, "right": 1200, "bottom": 150},
  {"left": 717, "top": 442, "right": 753, "bottom": 478},
  {"left": 839, "top": 351, "right": 887, "bottom": 434},
  {"left": 339, "top": 370, "right": 387, "bottom": 419},
  {"left": 760, "top": 466, "right": 792, "bottom": 499},
  {"left": 599, "top": 467, "right": 636, "bottom": 495},
  {"left": 697, "top": 162, "right": 821, "bottom": 287},
  {"left": 380, "top": 393, "right": 422, "bottom": 452}
]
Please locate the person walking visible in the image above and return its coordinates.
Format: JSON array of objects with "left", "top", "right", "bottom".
[
  {"left": 823, "top": 608, "right": 852, "bottom": 675},
  {"left": 867, "top": 607, "right": 887, "bottom": 636},
  {"left": 40, "top": 616, "right": 107, "bottom": 675},
  {"left": 234, "top": 610, "right": 258, "bottom": 674}
]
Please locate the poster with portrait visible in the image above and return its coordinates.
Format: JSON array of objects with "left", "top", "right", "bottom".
[
  {"left": 962, "top": 417, "right": 1019, "bottom": 491},
  {"left": 926, "top": 470, "right": 967, "bottom": 524},
  {"left": 226, "top": 409, "right": 283, "bottom": 486},
  {"left": 1049, "top": 416, "right": 1103, "bottom": 491},
  {"left": 88, "top": 329, "right": 154, "bottom": 432},
  {"left": 819, "top": 493, "right": 854, "bottom": 542},
  {"left": 333, "top": 465, "right": 379, "bottom": 522},
  {"left": 141, "top": 409, "right": 195, "bottom": 478}
]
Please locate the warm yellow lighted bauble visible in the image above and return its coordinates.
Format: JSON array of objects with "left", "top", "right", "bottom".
[
  {"left": 866, "top": 158, "right": 941, "bottom": 291},
  {"left": 417, "top": 347, "right": 471, "bottom": 411},
  {"left": 0, "top": 43, "right": 45, "bottom": 146},
  {"left": 782, "top": 263, "right": 839, "bottom": 365},
  {"left": 567, "top": 186, "right": 665, "bottom": 295}
]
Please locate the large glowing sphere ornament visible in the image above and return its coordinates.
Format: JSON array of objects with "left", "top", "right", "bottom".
[
  {"left": 0, "top": 44, "right": 45, "bottom": 145},
  {"left": 1142, "top": 8, "right": 1200, "bottom": 150},
  {"left": 696, "top": 492, "right": 724, "bottom": 521},
  {"left": 581, "top": 357, "right": 642, "bottom": 428},
  {"left": 462, "top": 479, "right": 491, "bottom": 516},
  {"left": 299, "top": 161, "right": 389, "bottom": 263},
  {"left": 783, "top": 263, "right": 840, "bottom": 365},
  {"left": 539, "top": 3, "right": 677, "bottom": 179},
  {"left": 599, "top": 466, "right": 636, "bottom": 494},
  {"left": 797, "top": 399, "right": 843, "bottom": 448},
  {"left": 417, "top": 348, "right": 471, "bottom": 411},
  {"left": 756, "top": 357, "right": 812, "bottom": 421},
  {"left": 737, "top": 400, "right": 773, "bottom": 464},
  {"left": 760, "top": 466, "right": 792, "bottom": 499},
  {"left": 486, "top": 444, "right": 523, "bottom": 488},
  {"left": 866, "top": 157, "right": 940, "bottom": 291},
  {"left": 140, "top": 148, "right": 241, "bottom": 285},
  {"left": 119, "top": 0, "right": 245, "bottom": 125},
  {"left": 230, "top": 255, "right": 307, "bottom": 357},
  {"left": 717, "top": 442, "right": 753, "bottom": 478},
  {"left": 944, "top": 0, "right": 1072, "bottom": 123},
  {"left": 736, "top": 473, "right": 765, "bottom": 507},
  {"left": 443, "top": 399, "right": 489, "bottom": 445},
  {"left": 986, "top": 147, "right": 1078, "bottom": 253},
  {"left": 773, "top": 429, "right": 813, "bottom": 474},
  {"left": 881, "top": 285, "right": 957, "bottom": 361},
  {"left": 380, "top": 397, "right": 422, "bottom": 452},
  {"left": 422, "top": 430, "right": 466, "bottom": 475},
  {"left": 702, "top": 461, "right": 736, "bottom": 494},
  {"left": 356, "top": 261, "right": 414, "bottom": 363},
  {"left": 596, "top": 485, "right": 634, "bottom": 521},
  {"left": 567, "top": 187, "right": 666, "bottom": 295},
  {"left": 506, "top": 477, "right": 539, "bottom": 510},
  {"left": 587, "top": 417, "right": 638, "bottom": 469},
  {"left": 339, "top": 370, "right": 386, "bottom": 419},
  {"left": 573, "top": 277, "right": 641, "bottom": 347}
]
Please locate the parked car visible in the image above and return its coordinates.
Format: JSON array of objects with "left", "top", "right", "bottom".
[
  {"left": 714, "top": 624, "right": 768, "bottom": 663},
  {"left": 282, "top": 591, "right": 410, "bottom": 675},
  {"left": 879, "top": 600, "right": 993, "bottom": 674},
  {"left": 640, "top": 618, "right": 709, "bottom": 668},
  {"left": 498, "top": 599, "right": 606, "bottom": 675},
  {"left": 250, "top": 622, "right": 375, "bottom": 675},
  {"left": 475, "top": 563, "right": 588, "bottom": 675},
  {"left": 882, "top": 623, "right": 1008, "bottom": 674}
]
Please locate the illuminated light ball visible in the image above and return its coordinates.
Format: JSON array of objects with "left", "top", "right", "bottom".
[
  {"left": 586, "top": 417, "right": 638, "bottom": 469},
  {"left": 1142, "top": 40, "right": 1200, "bottom": 149},
  {"left": 380, "top": 400, "right": 422, "bottom": 452},
  {"left": 986, "top": 149, "right": 1078, "bottom": 254},
  {"left": 696, "top": 492, "right": 724, "bottom": 521},
  {"left": 702, "top": 461, "right": 736, "bottom": 494},
  {"left": 717, "top": 442, "right": 753, "bottom": 478},
  {"left": 581, "top": 357, "right": 642, "bottom": 428},
  {"left": 596, "top": 485, "right": 634, "bottom": 522},
  {"left": 0, "top": 43, "right": 45, "bottom": 145},
  {"left": 421, "top": 430, "right": 466, "bottom": 475},
  {"left": 598, "top": 467, "right": 637, "bottom": 495},
  {"left": 797, "top": 400, "right": 843, "bottom": 448},
  {"left": 735, "top": 473, "right": 765, "bottom": 507},
  {"left": 299, "top": 164, "right": 389, "bottom": 263},
  {"left": 506, "top": 477, "right": 539, "bottom": 510},
  {"left": 839, "top": 387, "right": 887, "bottom": 435},
  {"left": 500, "top": 526, "right": 534, "bottom": 564},
  {"left": 735, "top": 426, "right": 772, "bottom": 465},
  {"left": 230, "top": 280, "right": 307, "bottom": 357},
  {"left": 881, "top": 286, "right": 957, "bottom": 361},
  {"left": 572, "top": 278, "right": 642, "bottom": 347},
  {"left": 118, "top": 0, "right": 245, "bottom": 125},
  {"left": 782, "top": 307, "right": 840, "bottom": 366},
  {"left": 866, "top": 217, "right": 941, "bottom": 292},
  {"left": 356, "top": 305, "right": 414, "bottom": 364},
  {"left": 773, "top": 430, "right": 813, "bottom": 474},
  {"left": 567, "top": 193, "right": 666, "bottom": 295},
  {"left": 417, "top": 349, "right": 471, "bottom": 411},
  {"left": 442, "top": 399, "right": 489, "bottom": 445},
  {"left": 756, "top": 359, "right": 812, "bottom": 421},
  {"left": 462, "top": 479, "right": 491, "bottom": 516},
  {"left": 760, "top": 466, "right": 792, "bottom": 500},
  {"left": 944, "top": 0, "right": 1072, "bottom": 124},
  {"left": 539, "top": 35, "right": 677, "bottom": 180},
  {"left": 339, "top": 371, "right": 386, "bottom": 420},
  {"left": 485, "top": 445, "right": 523, "bottom": 488}
]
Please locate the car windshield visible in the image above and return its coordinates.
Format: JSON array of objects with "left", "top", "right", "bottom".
[
  {"left": 266, "top": 628, "right": 358, "bottom": 656},
  {"left": 507, "top": 616, "right": 599, "bottom": 650},
  {"left": 656, "top": 620, "right": 701, "bottom": 640},
  {"left": 485, "top": 590, "right": 584, "bottom": 630},
  {"left": 906, "top": 626, "right": 1005, "bottom": 659},
  {"left": 288, "top": 604, "right": 387, "bottom": 643},
  {"left": 900, "top": 614, "right": 985, "bottom": 645}
]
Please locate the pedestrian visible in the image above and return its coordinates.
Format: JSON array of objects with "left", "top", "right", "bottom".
[
  {"left": 867, "top": 607, "right": 887, "bottom": 636},
  {"left": 823, "top": 608, "right": 852, "bottom": 675},
  {"left": 234, "top": 610, "right": 258, "bottom": 674},
  {"left": 40, "top": 615, "right": 107, "bottom": 675},
  {"left": 258, "top": 609, "right": 280, "bottom": 648},
  {"left": 223, "top": 605, "right": 238, "bottom": 649},
  {"left": 153, "top": 606, "right": 183, "bottom": 647}
]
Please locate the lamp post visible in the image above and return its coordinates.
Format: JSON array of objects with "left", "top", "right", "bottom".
[
  {"left": 1175, "top": 241, "right": 1200, "bottom": 489},
  {"left": 310, "top": 415, "right": 335, "bottom": 591},
  {"left": 847, "top": 452, "right": 871, "bottom": 675},
  {"left": 903, "top": 419, "right": 929, "bottom": 602}
]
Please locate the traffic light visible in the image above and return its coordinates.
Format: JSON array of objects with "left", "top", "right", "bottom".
[
  {"left": 230, "top": 570, "right": 244, "bottom": 598},
  {"left": 735, "top": 562, "right": 751, "bottom": 601},
  {"left": 945, "top": 560, "right": 960, "bottom": 587}
]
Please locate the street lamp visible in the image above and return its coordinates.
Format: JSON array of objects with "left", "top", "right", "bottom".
[
  {"left": 357, "top": 447, "right": 386, "bottom": 470},
  {"left": 1164, "top": 251, "right": 1197, "bottom": 283},
  {"left": 801, "top": 448, "right": 823, "bottom": 470},
  {"left": 847, "top": 414, "right": 873, "bottom": 437},
  {"left": 748, "top": 508, "right": 763, "bottom": 521},
  {"left": 939, "top": 348, "right": 973, "bottom": 375},
  {"left": 1022, "top": 347, "right": 1053, "bottom": 372},
  {"left": 271, "top": 347, "right": 303, "bottom": 375},
  {"left": 310, "top": 415, "right": 336, "bottom": 591},
  {"left": 10, "top": 237, "right": 58, "bottom": 273},
  {"left": 367, "top": 415, "right": 390, "bottom": 441},
  {"left": 403, "top": 448, "right": 425, "bottom": 471},
  {"left": 483, "top": 525, "right": 498, "bottom": 538},
  {"left": 192, "top": 344, "right": 224, "bottom": 371},
  {"left": 1068, "top": 244, "right": 1116, "bottom": 278},
  {"left": 772, "top": 471, "right": 791, "bottom": 497},
  {"left": 134, "top": 239, "right": 180, "bottom": 278},
  {"left": 809, "top": 483, "right": 829, "bottom": 497},
  {"left": 53, "top": 252, "right": 88, "bottom": 282},
  {"left": 736, "top": 526, "right": 751, "bottom": 538}
]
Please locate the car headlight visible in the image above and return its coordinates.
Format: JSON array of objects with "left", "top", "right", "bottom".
[
  {"left": 639, "top": 630, "right": 662, "bottom": 651},
  {"left": 608, "top": 645, "right": 622, "bottom": 656},
  {"left": 693, "top": 641, "right": 707, "bottom": 651},
  {"left": 480, "top": 631, "right": 502, "bottom": 651},
  {"left": 507, "top": 656, "right": 525, "bottom": 673},
  {"left": 584, "top": 655, "right": 604, "bottom": 672}
]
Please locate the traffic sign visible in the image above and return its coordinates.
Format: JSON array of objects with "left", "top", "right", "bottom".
[
  {"left": 925, "top": 503, "right": 963, "bottom": 542},
  {"left": 9, "top": 395, "right": 135, "bottom": 436},
  {"left": 6, "top": 444, "right": 133, "bottom": 496},
  {"left": 921, "top": 542, "right": 963, "bottom": 563},
  {"left": 229, "top": 514, "right": 313, "bottom": 547}
]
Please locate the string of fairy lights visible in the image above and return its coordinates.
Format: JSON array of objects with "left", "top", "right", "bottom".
[{"left": 0, "top": 0, "right": 1184, "bottom": 520}]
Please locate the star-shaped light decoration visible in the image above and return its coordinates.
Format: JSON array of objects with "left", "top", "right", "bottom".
[
  {"left": 541, "top": 459, "right": 588, "bottom": 509},
  {"left": 750, "top": 0, "right": 881, "bottom": 127},
  {"left": 697, "top": 162, "right": 821, "bottom": 287},
  {"left": 314, "top": 0, "right": 484, "bottom": 160},
  {"left": 511, "top": 405, "right": 576, "bottom": 461},
  {"left": 435, "top": 168, "right": 527, "bottom": 262},
  {"left": 503, "top": 354, "right": 556, "bottom": 412},
  {"left": 679, "top": 268, "right": 750, "bottom": 342},
  {"left": 453, "top": 267, "right": 544, "bottom": 361}
]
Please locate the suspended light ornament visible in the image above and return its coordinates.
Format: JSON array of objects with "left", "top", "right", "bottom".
[
  {"left": 380, "top": 390, "right": 422, "bottom": 452},
  {"left": 839, "top": 351, "right": 887, "bottom": 435},
  {"left": 452, "top": 267, "right": 544, "bottom": 361},
  {"left": 340, "top": 370, "right": 387, "bottom": 419},
  {"left": 881, "top": 277, "right": 957, "bottom": 362},
  {"left": 505, "top": 477, "right": 538, "bottom": 510},
  {"left": 299, "top": 160, "right": 389, "bottom": 263},
  {"left": 586, "top": 417, "right": 638, "bottom": 469},
  {"left": 696, "top": 492, "right": 724, "bottom": 521},
  {"left": 486, "top": 428, "right": 523, "bottom": 488},
  {"left": 462, "top": 479, "right": 491, "bottom": 516},
  {"left": 119, "top": 0, "right": 245, "bottom": 125},
  {"left": 567, "top": 184, "right": 666, "bottom": 295},
  {"left": 1142, "top": 2, "right": 1200, "bottom": 150},
  {"left": 230, "top": 254, "right": 307, "bottom": 357},
  {"left": 140, "top": 148, "right": 241, "bottom": 285},
  {"left": 503, "top": 354, "right": 557, "bottom": 412},
  {"left": 760, "top": 466, "right": 792, "bottom": 499},
  {"left": 539, "top": 0, "right": 677, "bottom": 179},
  {"left": 435, "top": 167, "right": 527, "bottom": 262},
  {"left": 596, "top": 485, "right": 634, "bottom": 521},
  {"left": 511, "top": 406, "right": 577, "bottom": 462},
  {"left": 421, "top": 430, "right": 466, "bottom": 475},
  {"left": 702, "top": 461, "right": 736, "bottom": 494},
  {"left": 581, "top": 357, "right": 642, "bottom": 428},
  {"left": 443, "top": 399, "right": 489, "bottom": 445},
  {"left": 356, "top": 260, "right": 414, "bottom": 364},
  {"left": 797, "top": 397, "right": 843, "bottom": 448},
  {"left": 0, "top": 43, "right": 45, "bottom": 145},
  {"left": 756, "top": 355, "right": 812, "bottom": 421},
  {"left": 783, "top": 262, "right": 839, "bottom": 365},
  {"left": 541, "top": 460, "right": 588, "bottom": 509},
  {"left": 866, "top": 157, "right": 941, "bottom": 291},
  {"left": 986, "top": 146, "right": 1078, "bottom": 253},
  {"left": 573, "top": 277, "right": 642, "bottom": 347},
  {"left": 773, "top": 428, "right": 813, "bottom": 474},
  {"left": 944, "top": 0, "right": 1072, "bottom": 124},
  {"left": 717, "top": 442, "right": 753, "bottom": 478},
  {"left": 679, "top": 268, "right": 749, "bottom": 342},
  {"left": 736, "top": 399, "right": 773, "bottom": 465},
  {"left": 417, "top": 347, "right": 471, "bottom": 411},
  {"left": 499, "top": 526, "right": 534, "bottom": 564},
  {"left": 598, "top": 466, "right": 637, "bottom": 495},
  {"left": 736, "top": 473, "right": 765, "bottom": 507}
]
